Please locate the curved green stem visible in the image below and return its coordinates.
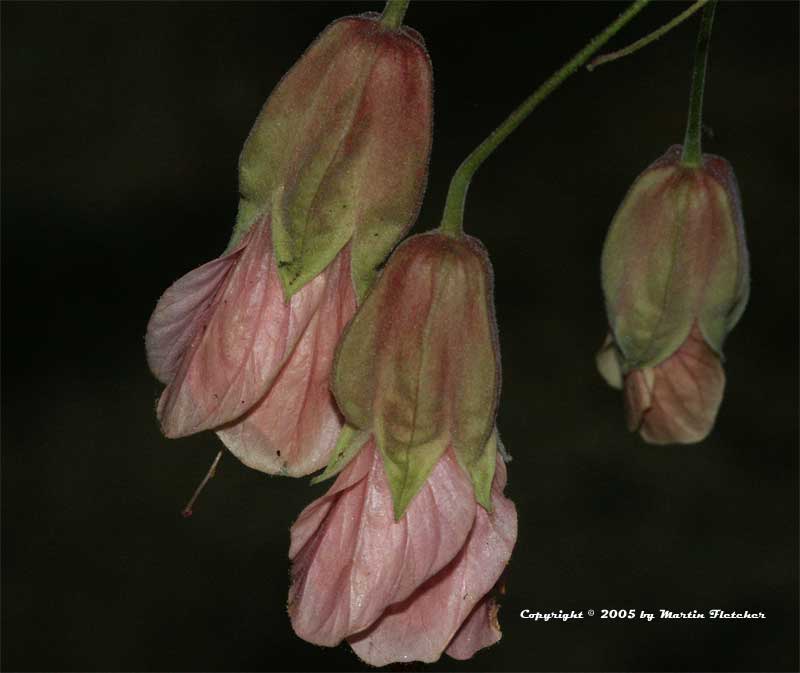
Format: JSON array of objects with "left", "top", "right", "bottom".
[
  {"left": 440, "top": 0, "right": 650, "bottom": 237},
  {"left": 681, "top": 1, "right": 717, "bottom": 166},
  {"left": 587, "top": 0, "right": 710, "bottom": 71},
  {"left": 380, "top": 0, "right": 410, "bottom": 30}
]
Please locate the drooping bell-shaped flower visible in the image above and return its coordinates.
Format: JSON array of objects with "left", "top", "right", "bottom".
[
  {"left": 597, "top": 144, "right": 749, "bottom": 444},
  {"left": 288, "top": 231, "right": 516, "bottom": 664},
  {"left": 146, "top": 11, "right": 433, "bottom": 476}
]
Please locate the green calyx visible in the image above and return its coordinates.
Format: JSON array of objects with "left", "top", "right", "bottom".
[
  {"left": 377, "top": 422, "right": 498, "bottom": 520},
  {"left": 234, "top": 27, "right": 375, "bottom": 298},
  {"left": 602, "top": 149, "right": 749, "bottom": 371},
  {"left": 602, "top": 166, "right": 700, "bottom": 370},
  {"left": 331, "top": 234, "right": 500, "bottom": 520},
  {"left": 455, "top": 429, "right": 499, "bottom": 512},
  {"left": 377, "top": 423, "right": 451, "bottom": 521},
  {"left": 227, "top": 16, "right": 432, "bottom": 301}
]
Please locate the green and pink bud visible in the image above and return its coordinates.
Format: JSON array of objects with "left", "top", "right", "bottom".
[
  {"left": 332, "top": 232, "right": 502, "bottom": 517},
  {"left": 598, "top": 144, "right": 749, "bottom": 444},
  {"left": 234, "top": 12, "right": 433, "bottom": 300}
]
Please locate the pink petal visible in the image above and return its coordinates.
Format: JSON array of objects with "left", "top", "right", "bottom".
[
  {"left": 624, "top": 324, "right": 726, "bottom": 444},
  {"left": 445, "top": 595, "right": 502, "bottom": 661},
  {"left": 216, "top": 247, "right": 357, "bottom": 476},
  {"left": 347, "top": 458, "right": 516, "bottom": 665},
  {"left": 288, "top": 438, "right": 375, "bottom": 560},
  {"left": 145, "top": 237, "right": 247, "bottom": 385},
  {"left": 288, "top": 441, "right": 476, "bottom": 647},
  {"left": 152, "top": 216, "right": 326, "bottom": 438},
  {"left": 624, "top": 367, "right": 654, "bottom": 432}
]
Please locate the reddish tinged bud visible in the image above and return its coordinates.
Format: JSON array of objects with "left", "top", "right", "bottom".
[
  {"left": 235, "top": 13, "right": 433, "bottom": 300},
  {"left": 598, "top": 145, "right": 749, "bottom": 444},
  {"left": 332, "top": 232, "right": 501, "bottom": 517}
]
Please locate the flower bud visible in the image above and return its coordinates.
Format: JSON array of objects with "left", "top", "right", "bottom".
[
  {"left": 235, "top": 13, "right": 433, "bottom": 300},
  {"left": 598, "top": 145, "right": 749, "bottom": 444},
  {"left": 332, "top": 232, "right": 501, "bottom": 517}
]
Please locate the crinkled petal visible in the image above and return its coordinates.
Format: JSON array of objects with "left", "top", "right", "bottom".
[
  {"left": 289, "top": 437, "right": 374, "bottom": 559},
  {"left": 145, "top": 237, "right": 247, "bottom": 385},
  {"left": 625, "top": 324, "right": 725, "bottom": 444},
  {"left": 288, "top": 442, "right": 476, "bottom": 647},
  {"left": 153, "top": 216, "right": 326, "bottom": 438},
  {"left": 347, "top": 458, "right": 516, "bottom": 666},
  {"left": 445, "top": 595, "right": 502, "bottom": 661},
  {"left": 217, "top": 247, "right": 356, "bottom": 476}
]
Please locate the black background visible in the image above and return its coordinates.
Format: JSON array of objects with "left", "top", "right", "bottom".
[{"left": 2, "top": 2, "right": 798, "bottom": 671}]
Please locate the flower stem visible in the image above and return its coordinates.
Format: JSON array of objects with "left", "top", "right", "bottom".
[
  {"left": 681, "top": 1, "right": 717, "bottom": 167},
  {"left": 439, "top": 0, "right": 650, "bottom": 237},
  {"left": 587, "top": 0, "right": 710, "bottom": 71},
  {"left": 380, "top": 0, "right": 410, "bottom": 30}
]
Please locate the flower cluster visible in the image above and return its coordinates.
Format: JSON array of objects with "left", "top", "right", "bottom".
[{"left": 146, "top": 2, "right": 750, "bottom": 667}]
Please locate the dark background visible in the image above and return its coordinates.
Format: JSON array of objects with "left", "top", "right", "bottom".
[{"left": 2, "top": 1, "right": 798, "bottom": 671}]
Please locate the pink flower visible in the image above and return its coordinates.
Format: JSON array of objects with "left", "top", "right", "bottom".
[
  {"left": 288, "top": 438, "right": 517, "bottom": 665},
  {"left": 597, "top": 145, "right": 749, "bottom": 444},
  {"left": 146, "top": 11, "right": 433, "bottom": 476},
  {"left": 287, "top": 229, "right": 514, "bottom": 664}
]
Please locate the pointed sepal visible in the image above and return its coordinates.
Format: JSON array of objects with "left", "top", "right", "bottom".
[{"left": 453, "top": 428, "right": 498, "bottom": 512}]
